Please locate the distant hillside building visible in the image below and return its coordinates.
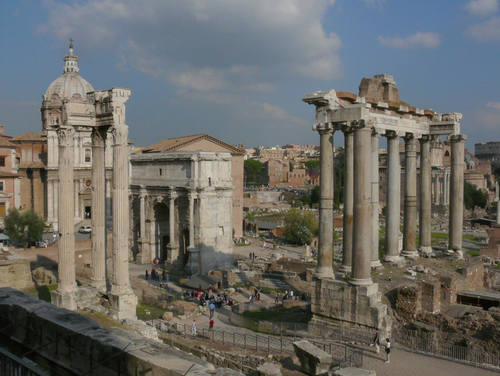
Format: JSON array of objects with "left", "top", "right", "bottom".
[
  {"left": 475, "top": 141, "right": 500, "bottom": 163},
  {"left": 0, "top": 125, "right": 20, "bottom": 225}
]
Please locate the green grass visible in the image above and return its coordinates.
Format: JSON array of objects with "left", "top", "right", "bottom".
[
  {"left": 465, "top": 250, "right": 481, "bottom": 257},
  {"left": 136, "top": 302, "right": 165, "bottom": 320},
  {"left": 25, "top": 284, "right": 58, "bottom": 303}
]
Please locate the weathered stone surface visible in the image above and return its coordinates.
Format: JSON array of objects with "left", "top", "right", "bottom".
[
  {"left": 163, "top": 311, "right": 174, "bottom": 320},
  {"left": 333, "top": 367, "right": 376, "bottom": 376},
  {"left": 293, "top": 340, "right": 332, "bottom": 376},
  {"left": 258, "top": 363, "right": 282, "bottom": 376},
  {"left": 32, "top": 266, "right": 57, "bottom": 285},
  {"left": 0, "top": 250, "right": 34, "bottom": 290}
]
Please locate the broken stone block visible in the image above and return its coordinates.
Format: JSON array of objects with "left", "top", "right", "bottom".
[
  {"left": 415, "top": 264, "right": 425, "bottom": 272},
  {"left": 333, "top": 367, "right": 376, "bottom": 376},
  {"left": 293, "top": 340, "right": 333, "bottom": 376},
  {"left": 162, "top": 311, "right": 173, "bottom": 320},
  {"left": 257, "top": 363, "right": 281, "bottom": 376}
]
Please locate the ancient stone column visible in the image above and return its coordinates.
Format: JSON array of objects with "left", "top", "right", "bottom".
[
  {"left": 315, "top": 123, "right": 335, "bottom": 278},
  {"left": 384, "top": 131, "right": 402, "bottom": 262},
  {"left": 139, "top": 187, "right": 147, "bottom": 240},
  {"left": 166, "top": 190, "right": 179, "bottom": 267},
  {"left": 371, "top": 129, "right": 382, "bottom": 268},
  {"left": 350, "top": 121, "right": 373, "bottom": 286},
  {"left": 340, "top": 126, "right": 353, "bottom": 273},
  {"left": 449, "top": 134, "right": 466, "bottom": 253},
  {"left": 110, "top": 122, "right": 137, "bottom": 319},
  {"left": 496, "top": 183, "right": 500, "bottom": 227},
  {"left": 47, "top": 180, "right": 54, "bottom": 222},
  {"left": 402, "top": 133, "right": 419, "bottom": 258},
  {"left": 185, "top": 191, "right": 200, "bottom": 275},
  {"left": 90, "top": 126, "right": 108, "bottom": 292},
  {"left": 74, "top": 180, "right": 79, "bottom": 219},
  {"left": 51, "top": 126, "right": 77, "bottom": 309},
  {"left": 419, "top": 135, "right": 432, "bottom": 255}
]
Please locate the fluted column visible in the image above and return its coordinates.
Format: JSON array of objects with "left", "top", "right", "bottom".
[
  {"left": 166, "top": 190, "right": 179, "bottom": 266},
  {"left": 315, "top": 123, "right": 335, "bottom": 278},
  {"left": 371, "top": 130, "right": 382, "bottom": 268},
  {"left": 449, "top": 134, "right": 466, "bottom": 253},
  {"left": 47, "top": 180, "right": 54, "bottom": 222},
  {"left": 188, "top": 192, "right": 195, "bottom": 248},
  {"left": 419, "top": 135, "right": 432, "bottom": 255},
  {"left": 402, "top": 133, "right": 419, "bottom": 258},
  {"left": 54, "top": 180, "right": 59, "bottom": 232},
  {"left": 52, "top": 126, "right": 77, "bottom": 309},
  {"left": 350, "top": 122, "right": 372, "bottom": 286},
  {"left": 90, "top": 126, "right": 108, "bottom": 292},
  {"left": 340, "top": 127, "right": 353, "bottom": 273},
  {"left": 384, "top": 131, "right": 402, "bottom": 262},
  {"left": 110, "top": 123, "right": 134, "bottom": 295},
  {"left": 139, "top": 187, "right": 146, "bottom": 240}
]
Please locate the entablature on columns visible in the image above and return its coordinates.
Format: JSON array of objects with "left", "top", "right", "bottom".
[{"left": 303, "top": 74, "right": 462, "bottom": 138}]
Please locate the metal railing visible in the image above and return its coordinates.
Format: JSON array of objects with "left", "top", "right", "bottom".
[
  {"left": 157, "top": 321, "right": 363, "bottom": 367},
  {"left": 0, "top": 347, "right": 50, "bottom": 376}
]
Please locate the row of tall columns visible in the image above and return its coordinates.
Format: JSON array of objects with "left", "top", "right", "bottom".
[
  {"left": 332, "top": 127, "right": 466, "bottom": 275},
  {"left": 432, "top": 172, "right": 451, "bottom": 205}
]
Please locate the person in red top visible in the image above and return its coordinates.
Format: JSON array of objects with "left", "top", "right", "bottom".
[{"left": 209, "top": 319, "right": 214, "bottom": 330}]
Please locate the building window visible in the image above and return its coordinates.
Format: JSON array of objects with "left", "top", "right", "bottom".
[
  {"left": 159, "top": 168, "right": 163, "bottom": 176},
  {"left": 0, "top": 203, "right": 4, "bottom": 217},
  {"left": 0, "top": 157, "right": 5, "bottom": 167},
  {"left": 0, "top": 182, "right": 4, "bottom": 191},
  {"left": 85, "top": 149, "right": 91, "bottom": 163}
]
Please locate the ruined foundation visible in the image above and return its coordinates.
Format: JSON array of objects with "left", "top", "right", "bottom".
[{"left": 309, "top": 277, "right": 392, "bottom": 338}]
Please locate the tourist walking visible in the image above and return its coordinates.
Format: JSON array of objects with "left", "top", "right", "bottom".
[
  {"left": 145, "top": 270, "right": 149, "bottom": 280},
  {"left": 209, "top": 302, "right": 215, "bottom": 318},
  {"left": 192, "top": 320, "right": 197, "bottom": 337},
  {"left": 373, "top": 330, "right": 380, "bottom": 354},
  {"left": 162, "top": 270, "right": 166, "bottom": 281},
  {"left": 209, "top": 319, "right": 214, "bottom": 330},
  {"left": 385, "top": 338, "right": 391, "bottom": 363}
]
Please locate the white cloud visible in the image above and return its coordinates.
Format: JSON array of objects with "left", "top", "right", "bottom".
[
  {"left": 253, "top": 102, "right": 309, "bottom": 127},
  {"left": 40, "top": 0, "right": 342, "bottom": 93},
  {"left": 377, "top": 31, "right": 441, "bottom": 49},
  {"left": 487, "top": 102, "right": 500, "bottom": 110},
  {"left": 465, "top": 0, "right": 499, "bottom": 17},
  {"left": 465, "top": 16, "right": 500, "bottom": 40}
]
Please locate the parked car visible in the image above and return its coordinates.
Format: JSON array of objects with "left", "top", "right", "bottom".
[{"left": 78, "top": 225, "right": 91, "bottom": 234}]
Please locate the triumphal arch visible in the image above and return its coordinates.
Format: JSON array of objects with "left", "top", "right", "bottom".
[{"left": 303, "top": 74, "right": 465, "bottom": 335}]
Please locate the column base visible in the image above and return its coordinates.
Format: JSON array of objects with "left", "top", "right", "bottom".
[
  {"left": 419, "top": 246, "right": 433, "bottom": 255},
  {"left": 51, "top": 290, "right": 77, "bottom": 311},
  {"left": 109, "top": 291, "right": 138, "bottom": 320},
  {"left": 447, "top": 249, "right": 464, "bottom": 260},
  {"left": 401, "top": 250, "right": 420, "bottom": 259},
  {"left": 384, "top": 254, "right": 403, "bottom": 263},
  {"left": 314, "top": 266, "right": 335, "bottom": 279},
  {"left": 338, "top": 265, "right": 352, "bottom": 273},
  {"left": 349, "top": 277, "right": 373, "bottom": 286},
  {"left": 371, "top": 260, "right": 383, "bottom": 269},
  {"left": 89, "top": 279, "right": 107, "bottom": 293}
]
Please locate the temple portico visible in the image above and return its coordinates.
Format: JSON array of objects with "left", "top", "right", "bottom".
[{"left": 303, "top": 74, "right": 465, "bottom": 335}]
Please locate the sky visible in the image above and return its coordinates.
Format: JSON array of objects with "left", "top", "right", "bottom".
[{"left": 0, "top": 0, "right": 499, "bottom": 150}]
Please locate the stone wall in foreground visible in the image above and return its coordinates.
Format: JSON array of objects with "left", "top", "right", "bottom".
[{"left": 0, "top": 287, "right": 243, "bottom": 376}]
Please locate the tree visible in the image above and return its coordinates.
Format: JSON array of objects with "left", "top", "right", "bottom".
[
  {"left": 4, "top": 208, "right": 45, "bottom": 248},
  {"left": 464, "top": 181, "right": 488, "bottom": 210},
  {"left": 310, "top": 185, "right": 320, "bottom": 207},
  {"left": 244, "top": 159, "right": 263, "bottom": 185},
  {"left": 283, "top": 208, "right": 318, "bottom": 245}
]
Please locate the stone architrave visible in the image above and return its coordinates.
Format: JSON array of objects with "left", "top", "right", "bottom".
[
  {"left": 385, "top": 131, "right": 402, "bottom": 262},
  {"left": 315, "top": 122, "right": 335, "bottom": 279},
  {"left": 51, "top": 126, "right": 77, "bottom": 310},
  {"left": 371, "top": 129, "right": 382, "bottom": 268},
  {"left": 350, "top": 121, "right": 373, "bottom": 286},
  {"left": 402, "top": 133, "right": 419, "bottom": 259},
  {"left": 340, "top": 126, "right": 353, "bottom": 273},
  {"left": 419, "top": 135, "right": 432, "bottom": 255},
  {"left": 90, "top": 126, "right": 108, "bottom": 292},
  {"left": 449, "top": 134, "right": 466, "bottom": 254}
]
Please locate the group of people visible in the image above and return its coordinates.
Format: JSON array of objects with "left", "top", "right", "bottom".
[
  {"left": 249, "top": 252, "right": 258, "bottom": 260},
  {"left": 248, "top": 289, "right": 261, "bottom": 301},
  {"left": 145, "top": 268, "right": 168, "bottom": 281}
]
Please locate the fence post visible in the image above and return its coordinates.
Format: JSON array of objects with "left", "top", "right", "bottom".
[
  {"left": 233, "top": 332, "right": 235, "bottom": 347},
  {"left": 280, "top": 337, "right": 283, "bottom": 353},
  {"left": 256, "top": 335, "right": 258, "bottom": 351},
  {"left": 268, "top": 336, "right": 270, "bottom": 352},
  {"left": 184, "top": 324, "right": 186, "bottom": 338},
  {"left": 223, "top": 331, "right": 225, "bottom": 345},
  {"left": 212, "top": 329, "right": 214, "bottom": 342},
  {"left": 244, "top": 334, "right": 246, "bottom": 349}
]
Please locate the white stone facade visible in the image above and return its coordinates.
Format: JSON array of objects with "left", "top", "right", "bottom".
[{"left": 130, "top": 151, "right": 234, "bottom": 274}]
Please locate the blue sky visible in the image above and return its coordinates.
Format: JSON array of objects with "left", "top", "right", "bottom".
[{"left": 0, "top": 0, "right": 499, "bottom": 151}]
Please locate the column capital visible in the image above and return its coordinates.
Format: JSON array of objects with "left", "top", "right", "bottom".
[
  {"left": 112, "top": 123, "right": 129, "bottom": 146},
  {"left": 340, "top": 123, "right": 354, "bottom": 134},
  {"left": 169, "top": 191, "right": 178, "bottom": 200},
  {"left": 313, "top": 122, "right": 334, "bottom": 135},
  {"left": 419, "top": 134, "right": 432, "bottom": 143},
  {"left": 449, "top": 134, "right": 467, "bottom": 142},
  {"left": 349, "top": 119, "right": 368, "bottom": 130},
  {"left": 371, "top": 126, "right": 383, "bottom": 137},
  {"left": 56, "top": 126, "right": 75, "bottom": 147},
  {"left": 403, "top": 132, "right": 416, "bottom": 142},
  {"left": 385, "top": 130, "right": 403, "bottom": 139}
]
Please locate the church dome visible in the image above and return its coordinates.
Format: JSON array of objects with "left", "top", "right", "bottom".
[{"left": 44, "top": 43, "right": 94, "bottom": 102}]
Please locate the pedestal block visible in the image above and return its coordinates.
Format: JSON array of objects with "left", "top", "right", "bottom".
[
  {"left": 185, "top": 246, "right": 201, "bottom": 276},
  {"left": 309, "top": 277, "right": 392, "bottom": 338},
  {"left": 109, "top": 292, "right": 138, "bottom": 320},
  {"left": 51, "top": 290, "right": 76, "bottom": 311}
]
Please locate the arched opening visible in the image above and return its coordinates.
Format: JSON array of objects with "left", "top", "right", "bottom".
[
  {"left": 182, "top": 229, "right": 190, "bottom": 266},
  {"left": 154, "top": 202, "right": 169, "bottom": 262}
]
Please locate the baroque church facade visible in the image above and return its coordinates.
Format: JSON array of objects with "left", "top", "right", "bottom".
[{"left": 40, "top": 44, "right": 113, "bottom": 231}]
